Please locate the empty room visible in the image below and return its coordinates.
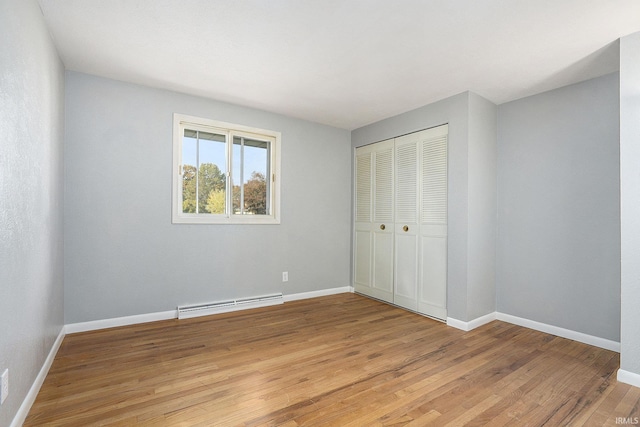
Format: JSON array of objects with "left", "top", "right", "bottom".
[{"left": 2, "top": 0, "right": 640, "bottom": 425}]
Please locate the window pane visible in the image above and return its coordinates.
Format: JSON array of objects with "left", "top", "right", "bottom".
[
  {"left": 182, "top": 133, "right": 197, "bottom": 213},
  {"left": 198, "top": 131, "right": 227, "bottom": 214},
  {"left": 244, "top": 139, "right": 269, "bottom": 215},
  {"left": 232, "top": 136, "right": 269, "bottom": 216},
  {"left": 232, "top": 137, "right": 242, "bottom": 214}
]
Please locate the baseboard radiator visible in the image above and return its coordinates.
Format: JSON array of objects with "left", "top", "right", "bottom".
[{"left": 177, "top": 293, "right": 284, "bottom": 319}]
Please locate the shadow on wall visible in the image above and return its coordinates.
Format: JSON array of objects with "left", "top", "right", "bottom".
[{"left": 520, "top": 39, "right": 620, "bottom": 100}]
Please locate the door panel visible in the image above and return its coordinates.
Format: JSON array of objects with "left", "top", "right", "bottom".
[
  {"left": 372, "top": 229, "right": 394, "bottom": 302},
  {"left": 394, "top": 139, "right": 418, "bottom": 225},
  {"left": 374, "top": 146, "right": 394, "bottom": 223},
  {"left": 354, "top": 141, "right": 394, "bottom": 300},
  {"left": 417, "top": 126, "right": 448, "bottom": 319},
  {"left": 355, "top": 152, "right": 372, "bottom": 223},
  {"left": 354, "top": 229, "right": 372, "bottom": 295},
  {"left": 421, "top": 134, "right": 448, "bottom": 225},
  {"left": 394, "top": 230, "right": 418, "bottom": 311},
  {"left": 419, "top": 233, "right": 447, "bottom": 319},
  {"left": 353, "top": 148, "right": 373, "bottom": 296},
  {"left": 370, "top": 141, "right": 394, "bottom": 302},
  {"left": 394, "top": 134, "right": 419, "bottom": 311}
]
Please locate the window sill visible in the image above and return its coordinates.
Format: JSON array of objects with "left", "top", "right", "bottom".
[{"left": 172, "top": 214, "right": 280, "bottom": 225}]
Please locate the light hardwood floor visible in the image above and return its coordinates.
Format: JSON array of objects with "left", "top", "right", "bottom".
[{"left": 25, "top": 293, "right": 639, "bottom": 426}]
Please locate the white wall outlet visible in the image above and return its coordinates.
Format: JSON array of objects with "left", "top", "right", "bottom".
[
  {"left": 282, "top": 271, "right": 288, "bottom": 282},
  {"left": 1, "top": 369, "right": 8, "bottom": 405}
]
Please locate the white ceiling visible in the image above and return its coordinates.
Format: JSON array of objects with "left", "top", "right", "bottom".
[{"left": 38, "top": 0, "right": 640, "bottom": 130}]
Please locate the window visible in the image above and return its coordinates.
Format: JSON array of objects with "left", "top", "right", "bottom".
[{"left": 172, "top": 114, "right": 281, "bottom": 224}]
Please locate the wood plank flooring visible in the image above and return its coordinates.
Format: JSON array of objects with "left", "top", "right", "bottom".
[{"left": 25, "top": 293, "right": 640, "bottom": 426}]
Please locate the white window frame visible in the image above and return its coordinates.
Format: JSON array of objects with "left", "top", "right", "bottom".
[{"left": 172, "top": 113, "right": 281, "bottom": 224}]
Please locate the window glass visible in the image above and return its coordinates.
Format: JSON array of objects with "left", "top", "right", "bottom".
[
  {"left": 182, "top": 133, "right": 197, "bottom": 213},
  {"left": 233, "top": 136, "right": 270, "bottom": 215},
  {"left": 182, "top": 130, "right": 226, "bottom": 214},
  {"left": 197, "top": 131, "right": 226, "bottom": 214}
]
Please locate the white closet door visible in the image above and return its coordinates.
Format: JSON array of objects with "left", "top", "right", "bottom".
[
  {"left": 353, "top": 140, "right": 395, "bottom": 302},
  {"left": 371, "top": 140, "right": 394, "bottom": 302},
  {"left": 354, "top": 125, "right": 448, "bottom": 320},
  {"left": 418, "top": 125, "right": 448, "bottom": 320},
  {"left": 393, "top": 134, "right": 420, "bottom": 311},
  {"left": 353, "top": 149, "right": 372, "bottom": 295}
]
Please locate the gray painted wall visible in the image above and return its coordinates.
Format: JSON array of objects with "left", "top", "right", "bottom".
[
  {"left": 0, "top": 0, "right": 65, "bottom": 425},
  {"left": 351, "top": 92, "right": 497, "bottom": 322},
  {"left": 64, "top": 72, "right": 352, "bottom": 324},
  {"left": 467, "top": 93, "right": 497, "bottom": 320},
  {"left": 620, "top": 32, "right": 640, "bottom": 376},
  {"left": 497, "top": 72, "right": 620, "bottom": 341}
]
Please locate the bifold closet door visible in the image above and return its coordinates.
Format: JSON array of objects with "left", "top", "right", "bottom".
[
  {"left": 353, "top": 139, "right": 394, "bottom": 303},
  {"left": 354, "top": 125, "right": 448, "bottom": 320},
  {"left": 393, "top": 133, "right": 420, "bottom": 311},
  {"left": 393, "top": 125, "right": 448, "bottom": 318},
  {"left": 353, "top": 148, "right": 372, "bottom": 295},
  {"left": 418, "top": 126, "right": 448, "bottom": 320}
]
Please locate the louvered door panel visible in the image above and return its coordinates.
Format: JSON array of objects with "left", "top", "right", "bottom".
[
  {"left": 395, "top": 142, "right": 418, "bottom": 224},
  {"left": 354, "top": 140, "right": 395, "bottom": 302},
  {"left": 374, "top": 148, "right": 393, "bottom": 223},
  {"left": 354, "top": 148, "right": 373, "bottom": 296},
  {"left": 371, "top": 141, "right": 394, "bottom": 302},
  {"left": 422, "top": 135, "right": 447, "bottom": 225},
  {"left": 355, "top": 153, "right": 372, "bottom": 223},
  {"left": 393, "top": 135, "right": 419, "bottom": 310},
  {"left": 417, "top": 125, "right": 448, "bottom": 320}
]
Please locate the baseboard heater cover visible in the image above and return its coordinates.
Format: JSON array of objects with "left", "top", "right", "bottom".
[{"left": 177, "top": 293, "right": 284, "bottom": 319}]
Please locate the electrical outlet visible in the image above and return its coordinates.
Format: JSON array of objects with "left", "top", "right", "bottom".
[
  {"left": 1, "top": 369, "right": 8, "bottom": 405},
  {"left": 282, "top": 271, "right": 288, "bottom": 282}
]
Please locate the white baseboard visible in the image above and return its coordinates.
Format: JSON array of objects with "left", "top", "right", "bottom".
[
  {"left": 65, "top": 287, "right": 353, "bottom": 334},
  {"left": 496, "top": 312, "right": 620, "bottom": 353},
  {"left": 447, "top": 312, "right": 496, "bottom": 332},
  {"left": 283, "top": 286, "right": 352, "bottom": 302},
  {"left": 11, "top": 327, "right": 65, "bottom": 427},
  {"left": 617, "top": 369, "right": 640, "bottom": 388},
  {"left": 65, "top": 310, "right": 177, "bottom": 334},
  {"left": 447, "top": 311, "right": 620, "bottom": 353},
  {"left": 65, "top": 303, "right": 622, "bottom": 353}
]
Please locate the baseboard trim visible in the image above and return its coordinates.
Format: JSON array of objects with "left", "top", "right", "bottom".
[
  {"left": 446, "top": 311, "right": 620, "bottom": 352},
  {"left": 447, "top": 312, "right": 496, "bottom": 332},
  {"left": 283, "top": 286, "right": 352, "bottom": 302},
  {"left": 65, "top": 287, "right": 353, "bottom": 334},
  {"left": 11, "top": 327, "right": 65, "bottom": 427},
  {"left": 65, "top": 310, "right": 177, "bottom": 334},
  {"left": 496, "top": 312, "right": 621, "bottom": 353},
  {"left": 617, "top": 369, "right": 640, "bottom": 388}
]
